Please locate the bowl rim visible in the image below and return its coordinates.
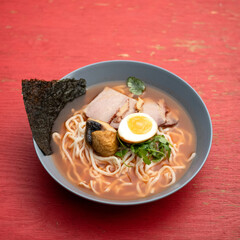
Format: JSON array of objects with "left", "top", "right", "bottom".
[{"left": 34, "top": 60, "right": 213, "bottom": 205}]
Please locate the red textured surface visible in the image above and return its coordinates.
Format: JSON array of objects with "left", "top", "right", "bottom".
[{"left": 0, "top": 0, "right": 239, "bottom": 239}]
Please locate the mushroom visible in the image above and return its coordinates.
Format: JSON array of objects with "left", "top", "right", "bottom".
[
  {"left": 92, "top": 130, "right": 118, "bottom": 157},
  {"left": 85, "top": 118, "right": 118, "bottom": 157}
]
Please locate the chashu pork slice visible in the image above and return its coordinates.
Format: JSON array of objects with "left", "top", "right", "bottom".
[
  {"left": 84, "top": 87, "right": 129, "bottom": 123},
  {"left": 142, "top": 98, "right": 166, "bottom": 126},
  {"left": 125, "top": 98, "right": 137, "bottom": 116},
  {"left": 110, "top": 97, "right": 137, "bottom": 128},
  {"left": 164, "top": 111, "right": 179, "bottom": 127}
]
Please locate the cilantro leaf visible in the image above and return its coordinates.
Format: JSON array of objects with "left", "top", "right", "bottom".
[
  {"left": 127, "top": 77, "right": 145, "bottom": 95},
  {"left": 137, "top": 148, "right": 151, "bottom": 164},
  {"left": 115, "top": 148, "right": 128, "bottom": 158},
  {"left": 116, "top": 133, "right": 171, "bottom": 165},
  {"left": 117, "top": 133, "right": 128, "bottom": 148}
]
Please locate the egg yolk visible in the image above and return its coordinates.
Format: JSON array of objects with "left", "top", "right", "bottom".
[{"left": 127, "top": 116, "right": 152, "bottom": 134}]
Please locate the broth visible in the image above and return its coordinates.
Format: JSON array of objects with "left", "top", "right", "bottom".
[{"left": 52, "top": 81, "right": 196, "bottom": 200}]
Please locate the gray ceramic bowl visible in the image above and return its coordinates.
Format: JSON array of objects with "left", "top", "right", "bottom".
[{"left": 34, "top": 60, "right": 212, "bottom": 205}]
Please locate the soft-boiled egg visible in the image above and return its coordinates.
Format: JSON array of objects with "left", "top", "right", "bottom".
[{"left": 118, "top": 113, "right": 158, "bottom": 144}]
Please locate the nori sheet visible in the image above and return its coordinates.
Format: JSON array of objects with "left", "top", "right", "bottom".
[{"left": 22, "top": 78, "right": 86, "bottom": 155}]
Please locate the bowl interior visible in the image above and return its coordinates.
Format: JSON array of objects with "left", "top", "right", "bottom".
[{"left": 34, "top": 60, "right": 212, "bottom": 205}]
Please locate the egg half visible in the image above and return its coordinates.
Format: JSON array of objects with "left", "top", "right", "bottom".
[{"left": 118, "top": 113, "right": 158, "bottom": 143}]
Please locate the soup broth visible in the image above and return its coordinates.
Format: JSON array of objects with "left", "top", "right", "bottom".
[{"left": 52, "top": 81, "right": 196, "bottom": 200}]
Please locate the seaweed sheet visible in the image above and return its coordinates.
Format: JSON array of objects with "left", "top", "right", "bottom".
[{"left": 22, "top": 78, "right": 86, "bottom": 155}]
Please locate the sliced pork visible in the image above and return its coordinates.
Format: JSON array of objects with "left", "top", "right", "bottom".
[
  {"left": 136, "top": 97, "right": 144, "bottom": 111},
  {"left": 110, "top": 98, "right": 137, "bottom": 128},
  {"left": 123, "top": 97, "right": 137, "bottom": 117},
  {"left": 141, "top": 98, "right": 166, "bottom": 126},
  {"left": 84, "top": 87, "right": 128, "bottom": 123},
  {"left": 163, "top": 111, "right": 179, "bottom": 127},
  {"left": 84, "top": 87, "right": 177, "bottom": 129}
]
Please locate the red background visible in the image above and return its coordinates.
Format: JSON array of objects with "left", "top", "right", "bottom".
[{"left": 0, "top": 0, "right": 239, "bottom": 239}]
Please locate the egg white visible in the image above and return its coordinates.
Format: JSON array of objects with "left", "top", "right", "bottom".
[{"left": 118, "top": 113, "right": 158, "bottom": 144}]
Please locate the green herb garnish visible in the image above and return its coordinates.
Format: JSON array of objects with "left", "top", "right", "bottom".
[
  {"left": 115, "top": 148, "right": 128, "bottom": 158},
  {"left": 127, "top": 76, "right": 145, "bottom": 95},
  {"left": 115, "top": 134, "right": 171, "bottom": 165},
  {"left": 115, "top": 134, "right": 129, "bottom": 158},
  {"left": 123, "top": 161, "right": 133, "bottom": 168}
]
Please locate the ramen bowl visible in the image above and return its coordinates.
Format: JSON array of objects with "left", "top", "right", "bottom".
[{"left": 34, "top": 60, "right": 212, "bottom": 205}]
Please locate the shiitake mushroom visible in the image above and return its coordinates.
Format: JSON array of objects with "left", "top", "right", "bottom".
[
  {"left": 85, "top": 119, "right": 118, "bottom": 157},
  {"left": 92, "top": 131, "right": 118, "bottom": 157},
  {"left": 85, "top": 120, "right": 102, "bottom": 145}
]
